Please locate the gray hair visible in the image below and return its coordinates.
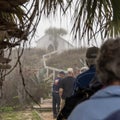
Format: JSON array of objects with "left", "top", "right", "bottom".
[{"left": 96, "top": 38, "right": 120, "bottom": 85}]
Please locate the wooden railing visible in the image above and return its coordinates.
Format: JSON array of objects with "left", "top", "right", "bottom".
[{"left": 42, "top": 50, "right": 66, "bottom": 80}]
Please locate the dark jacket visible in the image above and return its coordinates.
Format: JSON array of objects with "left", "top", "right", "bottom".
[
  {"left": 73, "top": 65, "right": 96, "bottom": 94},
  {"left": 53, "top": 77, "right": 62, "bottom": 93},
  {"left": 68, "top": 86, "right": 120, "bottom": 120}
]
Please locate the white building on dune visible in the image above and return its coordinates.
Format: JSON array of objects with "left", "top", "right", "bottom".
[{"left": 36, "top": 34, "right": 74, "bottom": 52}]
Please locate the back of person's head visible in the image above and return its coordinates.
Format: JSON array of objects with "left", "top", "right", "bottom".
[
  {"left": 58, "top": 71, "right": 65, "bottom": 78},
  {"left": 96, "top": 38, "right": 120, "bottom": 85},
  {"left": 86, "top": 47, "right": 99, "bottom": 67},
  {"left": 67, "top": 68, "right": 74, "bottom": 76},
  {"left": 105, "top": 110, "right": 120, "bottom": 120}
]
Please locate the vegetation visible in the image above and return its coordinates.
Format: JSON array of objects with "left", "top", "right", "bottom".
[
  {"left": 0, "top": 0, "right": 41, "bottom": 95},
  {"left": 0, "top": 1, "right": 119, "bottom": 119},
  {"left": 46, "top": 48, "right": 86, "bottom": 70},
  {"left": 0, "top": 110, "right": 41, "bottom": 120},
  {"left": 0, "top": 0, "right": 40, "bottom": 46},
  {"left": 45, "top": 27, "right": 67, "bottom": 50},
  {"left": 0, "top": 0, "right": 120, "bottom": 99},
  {"left": 0, "top": 106, "right": 14, "bottom": 112},
  {"left": 0, "top": 48, "right": 49, "bottom": 106},
  {"left": 0, "top": 0, "right": 120, "bottom": 85},
  {"left": 0, "top": 48, "right": 86, "bottom": 107},
  {"left": 40, "top": 0, "right": 120, "bottom": 41},
  {"left": 45, "top": 27, "right": 67, "bottom": 36}
]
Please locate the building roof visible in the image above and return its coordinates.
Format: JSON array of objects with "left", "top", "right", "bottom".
[{"left": 36, "top": 34, "right": 74, "bottom": 47}]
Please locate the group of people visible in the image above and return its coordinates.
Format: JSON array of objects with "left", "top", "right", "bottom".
[
  {"left": 52, "top": 68, "right": 75, "bottom": 118},
  {"left": 52, "top": 37, "right": 120, "bottom": 120}
]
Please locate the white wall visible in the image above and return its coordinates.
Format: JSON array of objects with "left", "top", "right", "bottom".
[{"left": 36, "top": 35, "right": 74, "bottom": 51}]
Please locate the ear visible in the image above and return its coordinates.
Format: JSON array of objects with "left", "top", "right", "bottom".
[{"left": 86, "top": 59, "right": 89, "bottom": 67}]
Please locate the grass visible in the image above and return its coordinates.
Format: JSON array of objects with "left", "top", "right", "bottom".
[
  {"left": 0, "top": 107, "right": 14, "bottom": 112},
  {"left": 46, "top": 48, "right": 86, "bottom": 69},
  {"left": 0, "top": 110, "right": 41, "bottom": 120},
  {"left": 32, "top": 110, "right": 41, "bottom": 120}
]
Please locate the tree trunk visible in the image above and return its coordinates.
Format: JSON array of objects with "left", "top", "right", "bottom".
[{"left": 17, "top": 80, "right": 27, "bottom": 106}]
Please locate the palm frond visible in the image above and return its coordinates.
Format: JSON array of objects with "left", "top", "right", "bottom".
[
  {"left": 40, "top": 0, "right": 65, "bottom": 16},
  {"left": 0, "top": 0, "right": 40, "bottom": 80},
  {"left": 39, "top": 0, "right": 120, "bottom": 43}
]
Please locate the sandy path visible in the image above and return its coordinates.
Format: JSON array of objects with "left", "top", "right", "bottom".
[{"left": 34, "top": 99, "right": 56, "bottom": 120}]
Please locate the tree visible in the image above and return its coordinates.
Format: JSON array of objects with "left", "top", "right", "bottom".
[
  {"left": 1, "top": 0, "right": 119, "bottom": 101},
  {"left": 45, "top": 27, "right": 67, "bottom": 50},
  {"left": 45, "top": 28, "right": 67, "bottom": 36},
  {"left": 40, "top": 0, "right": 120, "bottom": 43},
  {"left": 0, "top": 0, "right": 40, "bottom": 90}
]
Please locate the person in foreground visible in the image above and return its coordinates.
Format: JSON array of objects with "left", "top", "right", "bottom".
[
  {"left": 73, "top": 46, "right": 100, "bottom": 95},
  {"left": 105, "top": 110, "right": 120, "bottom": 120},
  {"left": 68, "top": 38, "right": 120, "bottom": 120},
  {"left": 57, "top": 47, "right": 101, "bottom": 120}
]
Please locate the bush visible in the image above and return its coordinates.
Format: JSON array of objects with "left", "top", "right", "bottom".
[{"left": 46, "top": 48, "right": 86, "bottom": 70}]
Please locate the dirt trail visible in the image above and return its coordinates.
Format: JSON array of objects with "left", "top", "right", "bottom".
[
  {"left": 40, "top": 112, "right": 55, "bottom": 120},
  {"left": 34, "top": 99, "right": 56, "bottom": 120},
  {"left": 22, "top": 110, "right": 33, "bottom": 120}
]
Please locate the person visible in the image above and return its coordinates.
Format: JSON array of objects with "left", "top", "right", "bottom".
[
  {"left": 105, "top": 110, "right": 120, "bottom": 120},
  {"left": 52, "top": 71, "right": 65, "bottom": 118},
  {"left": 68, "top": 38, "right": 120, "bottom": 120},
  {"left": 57, "top": 47, "right": 100, "bottom": 120},
  {"left": 73, "top": 46, "right": 99, "bottom": 95},
  {"left": 59, "top": 68, "right": 75, "bottom": 109}
]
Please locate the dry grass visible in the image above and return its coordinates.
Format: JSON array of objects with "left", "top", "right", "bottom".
[
  {"left": 46, "top": 48, "right": 87, "bottom": 70},
  {"left": 0, "top": 110, "right": 41, "bottom": 120},
  {"left": 22, "top": 48, "right": 46, "bottom": 69}
]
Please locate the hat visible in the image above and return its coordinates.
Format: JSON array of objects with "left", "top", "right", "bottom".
[
  {"left": 59, "top": 71, "right": 65, "bottom": 75},
  {"left": 86, "top": 47, "right": 99, "bottom": 58},
  {"left": 67, "top": 68, "right": 73, "bottom": 73}
]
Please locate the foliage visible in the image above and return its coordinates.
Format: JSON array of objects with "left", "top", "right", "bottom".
[
  {"left": 40, "top": 0, "right": 120, "bottom": 42},
  {"left": 45, "top": 27, "right": 67, "bottom": 50},
  {"left": 22, "top": 48, "right": 46, "bottom": 68},
  {"left": 30, "top": 73, "right": 52, "bottom": 99},
  {"left": 45, "top": 27, "right": 67, "bottom": 36},
  {"left": 46, "top": 48, "right": 86, "bottom": 70},
  {"left": 32, "top": 110, "right": 41, "bottom": 120},
  {"left": 0, "top": 110, "right": 41, "bottom": 120},
  {"left": 0, "top": 48, "right": 50, "bottom": 106},
  {"left": 0, "top": 106, "right": 14, "bottom": 112},
  {"left": 0, "top": 0, "right": 41, "bottom": 88},
  {"left": 0, "top": 0, "right": 40, "bottom": 41},
  {"left": 1, "top": 0, "right": 120, "bottom": 82}
]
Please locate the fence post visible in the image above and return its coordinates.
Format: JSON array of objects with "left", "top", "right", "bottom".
[{"left": 53, "top": 70, "right": 55, "bottom": 81}]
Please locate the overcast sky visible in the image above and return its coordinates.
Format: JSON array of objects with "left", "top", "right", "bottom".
[
  {"left": 30, "top": 6, "right": 102, "bottom": 48},
  {"left": 31, "top": 9, "right": 77, "bottom": 47}
]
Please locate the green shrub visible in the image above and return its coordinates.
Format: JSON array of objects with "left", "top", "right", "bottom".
[{"left": 0, "top": 107, "right": 14, "bottom": 112}]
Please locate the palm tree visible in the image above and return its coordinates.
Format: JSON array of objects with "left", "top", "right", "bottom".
[
  {"left": 45, "top": 28, "right": 67, "bottom": 36},
  {"left": 45, "top": 27, "right": 67, "bottom": 50},
  {"left": 0, "top": 0, "right": 119, "bottom": 99},
  {"left": 0, "top": 0, "right": 40, "bottom": 43},
  {"left": 40, "top": 0, "right": 120, "bottom": 43},
  {"left": 0, "top": 0, "right": 40, "bottom": 93}
]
